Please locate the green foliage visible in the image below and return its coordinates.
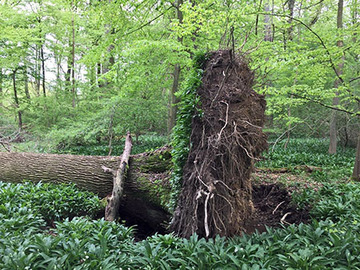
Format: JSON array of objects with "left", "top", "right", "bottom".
[
  {"left": 57, "top": 134, "right": 168, "bottom": 156},
  {"left": 0, "top": 181, "right": 101, "bottom": 225},
  {"left": 2, "top": 179, "right": 360, "bottom": 269},
  {"left": 295, "top": 183, "right": 360, "bottom": 223},
  {"left": 258, "top": 138, "right": 355, "bottom": 180},
  {"left": 170, "top": 53, "right": 206, "bottom": 210}
]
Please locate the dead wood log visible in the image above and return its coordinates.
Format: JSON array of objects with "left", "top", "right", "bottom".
[
  {"left": 105, "top": 132, "right": 132, "bottom": 221},
  {"left": 0, "top": 147, "right": 172, "bottom": 231}
]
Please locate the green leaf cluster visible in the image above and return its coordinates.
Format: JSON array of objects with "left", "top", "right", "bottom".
[
  {"left": 258, "top": 138, "right": 355, "bottom": 180},
  {"left": 0, "top": 181, "right": 101, "bottom": 225},
  {"left": 169, "top": 52, "right": 206, "bottom": 210},
  {"left": 2, "top": 180, "right": 360, "bottom": 269}
]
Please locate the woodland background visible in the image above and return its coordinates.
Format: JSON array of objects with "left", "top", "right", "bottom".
[
  {"left": 2, "top": 1, "right": 360, "bottom": 268},
  {"left": 1, "top": 0, "right": 359, "bottom": 163}
]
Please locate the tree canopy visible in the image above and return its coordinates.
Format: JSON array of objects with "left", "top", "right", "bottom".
[{"left": 0, "top": 0, "right": 359, "bottom": 155}]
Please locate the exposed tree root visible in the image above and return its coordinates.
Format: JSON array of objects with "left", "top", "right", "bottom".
[{"left": 171, "top": 50, "right": 267, "bottom": 238}]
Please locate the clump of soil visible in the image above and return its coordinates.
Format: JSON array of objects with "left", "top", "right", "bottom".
[
  {"left": 171, "top": 50, "right": 268, "bottom": 238},
  {"left": 244, "top": 183, "right": 310, "bottom": 234}
]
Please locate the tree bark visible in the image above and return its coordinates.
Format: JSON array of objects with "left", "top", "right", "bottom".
[
  {"left": 35, "top": 46, "right": 41, "bottom": 96},
  {"left": 168, "top": 0, "right": 183, "bottom": 134},
  {"left": 40, "top": 44, "right": 46, "bottom": 97},
  {"left": 328, "top": 0, "right": 344, "bottom": 154},
  {"left": 0, "top": 149, "right": 172, "bottom": 231},
  {"left": 71, "top": 9, "right": 76, "bottom": 107},
  {"left": 24, "top": 67, "right": 31, "bottom": 100},
  {"left": 352, "top": 132, "right": 360, "bottom": 181},
  {"left": 105, "top": 132, "right": 132, "bottom": 221},
  {"left": 0, "top": 68, "right": 3, "bottom": 95},
  {"left": 12, "top": 70, "right": 22, "bottom": 129},
  {"left": 168, "top": 64, "right": 181, "bottom": 133}
]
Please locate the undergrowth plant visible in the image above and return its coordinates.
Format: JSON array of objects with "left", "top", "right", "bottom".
[
  {"left": 170, "top": 52, "right": 207, "bottom": 211},
  {"left": 257, "top": 138, "right": 355, "bottom": 181},
  {"left": 1, "top": 181, "right": 360, "bottom": 269},
  {"left": 0, "top": 181, "right": 101, "bottom": 225},
  {"left": 14, "top": 134, "right": 168, "bottom": 156}
]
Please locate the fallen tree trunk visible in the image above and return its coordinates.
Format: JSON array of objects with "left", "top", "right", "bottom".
[
  {"left": 105, "top": 132, "right": 132, "bottom": 221},
  {"left": 0, "top": 147, "right": 172, "bottom": 232}
]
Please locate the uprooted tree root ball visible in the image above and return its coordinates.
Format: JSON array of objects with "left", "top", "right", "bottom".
[{"left": 171, "top": 50, "right": 267, "bottom": 238}]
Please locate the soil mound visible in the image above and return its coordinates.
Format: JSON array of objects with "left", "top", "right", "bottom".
[
  {"left": 245, "top": 183, "right": 310, "bottom": 234},
  {"left": 171, "top": 50, "right": 267, "bottom": 238}
]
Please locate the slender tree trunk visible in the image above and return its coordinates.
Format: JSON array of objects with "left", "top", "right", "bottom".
[
  {"left": 255, "top": 0, "right": 263, "bottom": 36},
  {"left": 12, "top": 70, "right": 22, "bottom": 129},
  {"left": 264, "top": 1, "right": 273, "bottom": 42},
  {"left": 284, "top": 0, "right": 295, "bottom": 148},
  {"left": 71, "top": 11, "right": 76, "bottom": 107},
  {"left": 40, "top": 44, "right": 46, "bottom": 97},
  {"left": 35, "top": 46, "right": 41, "bottom": 96},
  {"left": 168, "top": 64, "right": 181, "bottom": 133},
  {"left": 328, "top": 97, "right": 339, "bottom": 154},
  {"left": 329, "top": 0, "right": 344, "bottom": 154},
  {"left": 352, "top": 130, "right": 360, "bottom": 181},
  {"left": 168, "top": 0, "right": 183, "bottom": 134},
  {"left": 24, "top": 67, "right": 31, "bottom": 100},
  {"left": 0, "top": 69, "right": 3, "bottom": 108},
  {"left": 97, "top": 63, "right": 102, "bottom": 87},
  {"left": 0, "top": 68, "right": 3, "bottom": 95},
  {"left": 108, "top": 110, "right": 114, "bottom": 156}
]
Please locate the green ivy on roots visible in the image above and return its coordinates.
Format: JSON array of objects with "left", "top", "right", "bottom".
[{"left": 169, "top": 52, "right": 208, "bottom": 211}]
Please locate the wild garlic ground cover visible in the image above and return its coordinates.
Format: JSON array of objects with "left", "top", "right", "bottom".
[
  {"left": 0, "top": 182, "right": 359, "bottom": 269},
  {"left": 1, "top": 139, "right": 360, "bottom": 269}
]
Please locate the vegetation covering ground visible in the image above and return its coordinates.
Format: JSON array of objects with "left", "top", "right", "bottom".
[{"left": 1, "top": 138, "right": 359, "bottom": 269}]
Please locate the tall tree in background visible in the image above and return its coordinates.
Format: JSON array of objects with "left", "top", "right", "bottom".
[
  {"left": 168, "top": 0, "right": 183, "bottom": 133},
  {"left": 328, "top": 0, "right": 344, "bottom": 154},
  {"left": 12, "top": 69, "right": 22, "bottom": 129}
]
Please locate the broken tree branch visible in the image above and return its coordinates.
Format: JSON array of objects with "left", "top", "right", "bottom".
[{"left": 105, "top": 132, "right": 133, "bottom": 221}]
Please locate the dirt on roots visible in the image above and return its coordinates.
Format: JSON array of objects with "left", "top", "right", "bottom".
[
  {"left": 128, "top": 181, "right": 311, "bottom": 240},
  {"left": 244, "top": 183, "right": 310, "bottom": 234},
  {"left": 171, "top": 50, "right": 268, "bottom": 238}
]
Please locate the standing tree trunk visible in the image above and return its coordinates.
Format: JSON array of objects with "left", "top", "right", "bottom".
[
  {"left": 71, "top": 10, "right": 76, "bottom": 107},
  {"left": 168, "top": 64, "right": 181, "bottom": 133},
  {"left": 24, "top": 67, "right": 31, "bottom": 100},
  {"left": 35, "top": 46, "right": 41, "bottom": 96},
  {"left": 12, "top": 70, "right": 22, "bottom": 129},
  {"left": 352, "top": 130, "right": 360, "bottom": 181},
  {"left": 40, "top": 44, "right": 46, "bottom": 97},
  {"left": 168, "top": 0, "right": 183, "bottom": 134},
  {"left": 284, "top": 0, "right": 295, "bottom": 149},
  {"left": 329, "top": 0, "right": 344, "bottom": 154},
  {"left": 0, "top": 68, "right": 2, "bottom": 108},
  {"left": 0, "top": 68, "right": 3, "bottom": 94},
  {"left": 264, "top": 0, "right": 273, "bottom": 42}
]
